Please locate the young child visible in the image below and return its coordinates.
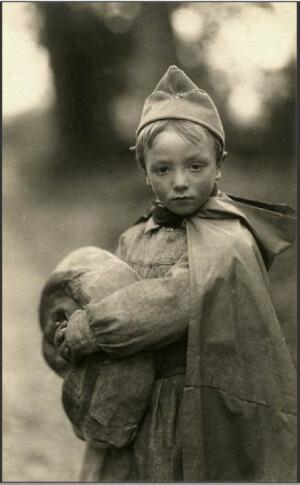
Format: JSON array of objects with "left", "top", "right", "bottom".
[{"left": 48, "top": 66, "right": 296, "bottom": 482}]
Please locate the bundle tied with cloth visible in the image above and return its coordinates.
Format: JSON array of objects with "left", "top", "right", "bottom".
[{"left": 39, "top": 247, "right": 155, "bottom": 448}]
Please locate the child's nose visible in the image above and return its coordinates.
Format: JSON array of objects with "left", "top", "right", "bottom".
[{"left": 172, "top": 172, "right": 189, "bottom": 190}]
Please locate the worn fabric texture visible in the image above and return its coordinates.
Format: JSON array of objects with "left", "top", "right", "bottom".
[
  {"left": 182, "top": 195, "right": 296, "bottom": 481},
  {"left": 39, "top": 247, "right": 156, "bottom": 449},
  {"left": 82, "top": 224, "right": 190, "bottom": 481}
]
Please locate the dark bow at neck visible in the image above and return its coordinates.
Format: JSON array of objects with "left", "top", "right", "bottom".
[{"left": 152, "top": 202, "right": 185, "bottom": 228}]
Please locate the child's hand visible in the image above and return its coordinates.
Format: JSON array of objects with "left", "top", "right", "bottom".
[
  {"left": 54, "top": 309, "right": 98, "bottom": 363},
  {"left": 54, "top": 320, "right": 70, "bottom": 360}
]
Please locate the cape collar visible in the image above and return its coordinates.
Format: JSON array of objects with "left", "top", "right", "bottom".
[
  {"left": 144, "top": 191, "right": 227, "bottom": 235},
  {"left": 144, "top": 216, "right": 160, "bottom": 234},
  {"left": 143, "top": 193, "right": 296, "bottom": 268}
]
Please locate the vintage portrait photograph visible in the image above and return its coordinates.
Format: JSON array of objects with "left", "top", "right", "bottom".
[{"left": 2, "top": 1, "right": 297, "bottom": 482}]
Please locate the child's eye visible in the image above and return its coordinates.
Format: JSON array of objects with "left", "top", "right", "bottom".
[
  {"left": 190, "top": 162, "right": 202, "bottom": 171},
  {"left": 156, "top": 167, "right": 170, "bottom": 175}
]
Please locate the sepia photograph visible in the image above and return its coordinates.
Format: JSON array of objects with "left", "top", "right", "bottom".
[{"left": 2, "top": 1, "right": 297, "bottom": 482}]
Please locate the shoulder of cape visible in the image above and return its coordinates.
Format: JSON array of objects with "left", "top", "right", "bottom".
[
  {"left": 193, "top": 192, "right": 296, "bottom": 270},
  {"left": 226, "top": 193, "right": 295, "bottom": 217},
  {"left": 189, "top": 216, "right": 257, "bottom": 255}
]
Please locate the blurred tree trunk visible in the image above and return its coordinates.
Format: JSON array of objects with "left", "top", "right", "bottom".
[
  {"left": 36, "top": 2, "right": 174, "bottom": 176},
  {"left": 35, "top": 2, "right": 177, "bottom": 177},
  {"left": 128, "top": 2, "right": 176, "bottom": 95},
  {"left": 117, "top": 2, "right": 177, "bottom": 142},
  {"left": 36, "top": 2, "right": 132, "bottom": 172}
]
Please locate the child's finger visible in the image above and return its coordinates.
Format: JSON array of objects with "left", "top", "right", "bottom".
[
  {"left": 57, "top": 343, "right": 72, "bottom": 362},
  {"left": 63, "top": 346, "right": 71, "bottom": 361},
  {"left": 55, "top": 320, "right": 68, "bottom": 330},
  {"left": 54, "top": 328, "right": 66, "bottom": 347}
]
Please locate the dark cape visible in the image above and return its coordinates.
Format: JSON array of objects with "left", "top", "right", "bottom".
[{"left": 180, "top": 194, "right": 296, "bottom": 481}]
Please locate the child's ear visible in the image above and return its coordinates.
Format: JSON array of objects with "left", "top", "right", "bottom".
[{"left": 215, "top": 165, "right": 221, "bottom": 181}]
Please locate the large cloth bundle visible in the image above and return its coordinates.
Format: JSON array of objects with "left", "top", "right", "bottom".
[{"left": 39, "top": 247, "right": 155, "bottom": 448}]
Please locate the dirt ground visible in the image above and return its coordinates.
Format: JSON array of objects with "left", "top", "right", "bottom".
[{"left": 3, "top": 123, "right": 296, "bottom": 481}]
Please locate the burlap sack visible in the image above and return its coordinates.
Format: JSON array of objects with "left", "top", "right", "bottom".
[{"left": 40, "top": 247, "right": 155, "bottom": 448}]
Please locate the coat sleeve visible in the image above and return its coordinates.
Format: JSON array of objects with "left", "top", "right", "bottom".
[
  {"left": 84, "top": 254, "right": 190, "bottom": 357},
  {"left": 54, "top": 232, "right": 189, "bottom": 362}
]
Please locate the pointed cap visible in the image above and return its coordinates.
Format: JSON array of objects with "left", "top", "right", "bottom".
[
  {"left": 136, "top": 65, "right": 225, "bottom": 148},
  {"left": 154, "top": 64, "right": 199, "bottom": 94}
]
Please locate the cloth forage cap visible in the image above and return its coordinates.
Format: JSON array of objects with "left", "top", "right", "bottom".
[{"left": 136, "top": 65, "right": 225, "bottom": 149}]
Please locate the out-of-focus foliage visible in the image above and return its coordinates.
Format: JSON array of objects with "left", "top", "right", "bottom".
[
  {"left": 169, "top": 2, "right": 296, "bottom": 159},
  {"left": 9, "top": 1, "right": 294, "bottom": 182}
]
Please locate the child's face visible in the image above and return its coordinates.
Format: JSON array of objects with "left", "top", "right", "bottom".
[{"left": 145, "top": 128, "right": 221, "bottom": 216}]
